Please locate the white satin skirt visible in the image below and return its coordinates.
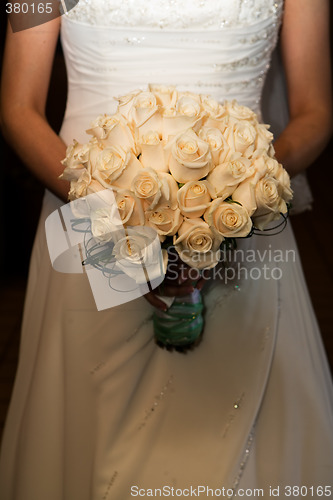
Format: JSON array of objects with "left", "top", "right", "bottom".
[{"left": 0, "top": 189, "right": 332, "bottom": 499}]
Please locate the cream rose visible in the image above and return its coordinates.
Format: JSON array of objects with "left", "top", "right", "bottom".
[
  {"left": 62, "top": 140, "right": 90, "bottom": 169},
  {"left": 156, "top": 172, "right": 179, "bottom": 209},
  {"left": 114, "top": 189, "right": 145, "bottom": 226},
  {"left": 231, "top": 172, "right": 260, "bottom": 216},
  {"left": 116, "top": 89, "right": 141, "bottom": 120},
  {"left": 225, "top": 100, "right": 257, "bottom": 124},
  {"left": 92, "top": 148, "right": 142, "bottom": 190},
  {"left": 149, "top": 84, "right": 177, "bottom": 107},
  {"left": 87, "top": 113, "right": 136, "bottom": 153},
  {"left": 204, "top": 199, "right": 252, "bottom": 238},
  {"left": 174, "top": 218, "right": 223, "bottom": 269},
  {"left": 68, "top": 170, "right": 92, "bottom": 201},
  {"left": 254, "top": 123, "right": 274, "bottom": 152},
  {"left": 131, "top": 167, "right": 163, "bottom": 209},
  {"left": 130, "top": 91, "right": 162, "bottom": 137},
  {"left": 139, "top": 131, "right": 169, "bottom": 172},
  {"left": 86, "top": 179, "right": 105, "bottom": 195},
  {"left": 167, "top": 129, "right": 213, "bottom": 183},
  {"left": 177, "top": 180, "right": 214, "bottom": 218},
  {"left": 60, "top": 141, "right": 92, "bottom": 184},
  {"left": 252, "top": 176, "right": 288, "bottom": 229},
  {"left": 162, "top": 96, "right": 205, "bottom": 139},
  {"left": 207, "top": 155, "right": 253, "bottom": 199},
  {"left": 200, "top": 95, "right": 226, "bottom": 119},
  {"left": 145, "top": 205, "right": 183, "bottom": 237},
  {"left": 224, "top": 121, "right": 257, "bottom": 157},
  {"left": 275, "top": 164, "right": 293, "bottom": 203},
  {"left": 198, "top": 126, "right": 230, "bottom": 165},
  {"left": 90, "top": 207, "right": 116, "bottom": 242},
  {"left": 113, "top": 227, "right": 166, "bottom": 284}
]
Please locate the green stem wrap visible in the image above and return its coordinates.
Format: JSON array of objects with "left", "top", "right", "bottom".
[{"left": 153, "top": 289, "right": 204, "bottom": 349}]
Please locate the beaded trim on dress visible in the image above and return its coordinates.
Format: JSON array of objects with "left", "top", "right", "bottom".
[{"left": 64, "top": 0, "right": 283, "bottom": 30}]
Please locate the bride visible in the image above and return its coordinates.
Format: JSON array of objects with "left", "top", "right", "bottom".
[{"left": 1, "top": 0, "right": 332, "bottom": 498}]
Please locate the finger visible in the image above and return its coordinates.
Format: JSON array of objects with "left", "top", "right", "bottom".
[
  {"left": 143, "top": 291, "right": 169, "bottom": 311},
  {"left": 162, "top": 283, "right": 195, "bottom": 297},
  {"left": 195, "top": 277, "right": 207, "bottom": 291}
]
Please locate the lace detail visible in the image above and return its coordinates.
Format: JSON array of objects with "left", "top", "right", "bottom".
[{"left": 64, "top": 0, "right": 283, "bottom": 30}]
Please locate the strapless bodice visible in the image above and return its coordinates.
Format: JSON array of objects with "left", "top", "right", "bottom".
[{"left": 60, "top": 0, "right": 283, "bottom": 143}]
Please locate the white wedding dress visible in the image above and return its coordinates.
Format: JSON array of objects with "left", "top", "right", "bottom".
[{"left": 1, "top": 1, "right": 333, "bottom": 498}]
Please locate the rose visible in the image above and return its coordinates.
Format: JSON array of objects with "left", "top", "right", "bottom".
[
  {"left": 162, "top": 95, "right": 205, "bottom": 139},
  {"left": 207, "top": 155, "right": 253, "bottom": 198},
  {"left": 86, "top": 179, "right": 105, "bottom": 195},
  {"left": 200, "top": 95, "right": 226, "bottom": 119},
  {"left": 225, "top": 100, "right": 257, "bottom": 124},
  {"left": 149, "top": 84, "right": 177, "bottom": 107},
  {"left": 231, "top": 153, "right": 279, "bottom": 215},
  {"left": 86, "top": 113, "right": 136, "bottom": 153},
  {"left": 130, "top": 91, "right": 162, "bottom": 137},
  {"left": 254, "top": 123, "right": 274, "bottom": 152},
  {"left": 204, "top": 199, "right": 252, "bottom": 237},
  {"left": 166, "top": 129, "right": 213, "bottom": 183},
  {"left": 177, "top": 180, "right": 214, "bottom": 218},
  {"left": 113, "top": 227, "right": 166, "bottom": 284},
  {"left": 61, "top": 140, "right": 90, "bottom": 169},
  {"left": 90, "top": 207, "right": 115, "bottom": 242},
  {"left": 68, "top": 170, "right": 92, "bottom": 200},
  {"left": 145, "top": 205, "right": 183, "bottom": 238},
  {"left": 115, "top": 189, "right": 145, "bottom": 226},
  {"left": 91, "top": 147, "right": 142, "bottom": 190},
  {"left": 116, "top": 89, "right": 141, "bottom": 120},
  {"left": 139, "top": 131, "right": 169, "bottom": 172},
  {"left": 156, "top": 172, "right": 179, "bottom": 209},
  {"left": 131, "top": 167, "right": 163, "bottom": 209},
  {"left": 174, "top": 218, "right": 223, "bottom": 269},
  {"left": 60, "top": 141, "right": 92, "bottom": 184},
  {"left": 199, "top": 96, "right": 229, "bottom": 131},
  {"left": 198, "top": 126, "right": 230, "bottom": 165},
  {"left": 256, "top": 154, "right": 280, "bottom": 177},
  {"left": 275, "top": 164, "right": 293, "bottom": 203},
  {"left": 252, "top": 176, "right": 288, "bottom": 229},
  {"left": 223, "top": 121, "right": 257, "bottom": 157}
]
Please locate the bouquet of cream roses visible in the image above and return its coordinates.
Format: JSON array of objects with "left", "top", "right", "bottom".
[{"left": 60, "top": 84, "right": 292, "bottom": 349}]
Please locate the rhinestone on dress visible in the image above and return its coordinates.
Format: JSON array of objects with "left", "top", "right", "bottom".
[{"left": 65, "top": 0, "right": 283, "bottom": 30}]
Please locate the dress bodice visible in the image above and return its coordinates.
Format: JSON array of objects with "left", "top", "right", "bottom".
[{"left": 60, "top": 0, "right": 283, "bottom": 143}]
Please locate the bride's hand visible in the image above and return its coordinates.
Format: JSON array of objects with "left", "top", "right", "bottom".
[{"left": 143, "top": 253, "right": 210, "bottom": 310}]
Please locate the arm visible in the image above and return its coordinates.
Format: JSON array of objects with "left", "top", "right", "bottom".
[
  {"left": 273, "top": 0, "right": 332, "bottom": 177},
  {"left": 0, "top": 18, "right": 69, "bottom": 200}
]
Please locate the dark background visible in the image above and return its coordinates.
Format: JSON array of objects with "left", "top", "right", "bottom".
[{"left": 0, "top": 6, "right": 333, "bottom": 435}]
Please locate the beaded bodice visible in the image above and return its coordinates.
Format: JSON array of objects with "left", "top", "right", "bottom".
[
  {"left": 60, "top": 0, "right": 284, "bottom": 143},
  {"left": 65, "top": 0, "right": 283, "bottom": 30}
]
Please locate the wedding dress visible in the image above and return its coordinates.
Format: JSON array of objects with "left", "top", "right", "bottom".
[{"left": 1, "top": 1, "right": 333, "bottom": 498}]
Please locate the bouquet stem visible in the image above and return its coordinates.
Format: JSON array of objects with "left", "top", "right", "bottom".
[{"left": 153, "top": 289, "right": 204, "bottom": 351}]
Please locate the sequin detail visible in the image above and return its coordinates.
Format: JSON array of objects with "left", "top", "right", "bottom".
[
  {"left": 65, "top": 0, "right": 283, "bottom": 30},
  {"left": 228, "top": 429, "right": 255, "bottom": 498},
  {"left": 102, "top": 471, "right": 119, "bottom": 499},
  {"left": 138, "top": 376, "right": 174, "bottom": 430}
]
